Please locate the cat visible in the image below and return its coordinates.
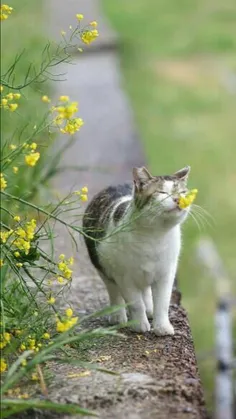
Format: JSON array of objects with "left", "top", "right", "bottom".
[{"left": 83, "top": 166, "right": 191, "bottom": 335}]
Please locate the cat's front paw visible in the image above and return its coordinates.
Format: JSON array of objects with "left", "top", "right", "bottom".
[
  {"left": 153, "top": 321, "right": 174, "bottom": 336},
  {"left": 130, "top": 317, "right": 151, "bottom": 333}
]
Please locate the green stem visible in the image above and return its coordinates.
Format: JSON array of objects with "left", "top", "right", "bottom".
[{"left": 1, "top": 191, "right": 90, "bottom": 239}]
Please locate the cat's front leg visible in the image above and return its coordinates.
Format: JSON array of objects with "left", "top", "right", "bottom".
[
  {"left": 151, "top": 271, "right": 175, "bottom": 336},
  {"left": 122, "top": 287, "right": 150, "bottom": 333}
]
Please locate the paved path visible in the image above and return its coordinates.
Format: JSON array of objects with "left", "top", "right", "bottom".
[{"left": 47, "top": 1, "right": 208, "bottom": 418}]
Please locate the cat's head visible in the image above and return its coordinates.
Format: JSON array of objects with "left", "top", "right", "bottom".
[{"left": 132, "top": 166, "right": 191, "bottom": 226}]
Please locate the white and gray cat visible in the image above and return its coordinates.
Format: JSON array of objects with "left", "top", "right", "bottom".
[{"left": 83, "top": 166, "right": 191, "bottom": 336}]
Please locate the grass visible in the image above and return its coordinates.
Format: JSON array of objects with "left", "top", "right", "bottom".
[
  {"left": 1, "top": 0, "right": 51, "bottom": 205},
  {"left": 2, "top": 0, "right": 46, "bottom": 135},
  {"left": 103, "top": 0, "right": 236, "bottom": 408}
]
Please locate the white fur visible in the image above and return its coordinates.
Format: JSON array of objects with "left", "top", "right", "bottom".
[{"left": 97, "top": 180, "right": 190, "bottom": 336}]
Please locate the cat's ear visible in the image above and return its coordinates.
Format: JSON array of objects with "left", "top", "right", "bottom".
[
  {"left": 132, "top": 167, "right": 153, "bottom": 188},
  {"left": 173, "top": 166, "right": 190, "bottom": 181}
]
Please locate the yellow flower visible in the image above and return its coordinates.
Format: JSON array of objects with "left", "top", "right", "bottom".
[
  {"left": 80, "top": 194, "right": 88, "bottom": 202},
  {"left": 28, "top": 338, "right": 36, "bottom": 350},
  {"left": 0, "top": 358, "right": 7, "bottom": 373},
  {"left": 81, "top": 186, "right": 88, "bottom": 194},
  {"left": 59, "top": 254, "right": 65, "bottom": 260},
  {"left": 6, "top": 93, "right": 13, "bottom": 100},
  {"left": 68, "top": 257, "right": 74, "bottom": 265},
  {"left": 8, "top": 103, "right": 18, "bottom": 112},
  {"left": 14, "top": 237, "right": 29, "bottom": 255},
  {"left": 62, "top": 102, "right": 78, "bottom": 119},
  {"left": 64, "top": 268, "right": 72, "bottom": 279},
  {"left": 0, "top": 333, "right": 11, "bottom": 349},
  {"left": 59, "top": 96, "right": 69, "bottom": 102},
  {"left": 14, "top": 251, "right": 20, "bottom": 257},
  {"left": 0, "top": 230, "right": 13, "bottom": 243},
  {"left": 15, "top": 228, "right": 26, "bottom": 238},
  {"left": 81, "top": 29, "right": 99, "bottom": 45},
  {"left": 76, "top": 13, "right": 84, "bottom": 20},
  {"left": 20, "top": 393, "right": 29, "bottom": 399},
  {"left": 25, "top": 219, "right": 36, "bottom": 239},
  {"left": 30, "top": 142, "right": 37, "bottom": 150},
  {"left": 21, "top": 359, "right": 27, "bottom": 367},
  {"left": 56, "top": 316, "right": 78, "bottom": 333},
  {"left": 57, "top": 276, "right": 64, "bottom": 284},
  {"left": 25, "top": 152, "right": 40, "bottom": 167},
  {"left": 1, "top": 98, "right": 8, "bottom": 106},
  {"left": 14, "top": 215, "right": 21, "bottom": 222},
  {"left": 3, "top": 333, "right": 11, "bottom": 342},
  {"left": 0, "top": 173, "right": 7, "bottom": 191},
  {"left": 43, "top": 332, "right": 50, "bottom": 339},
  {"left": 16, "top": 263, "right": 23, "bottom": 268},
  {"left": 13, "top": 93, "right": 21, "bottom": 99},
  {"left": 0, "top": 85, "right": 3, "bottom": 92},
  {"left": 90, "top": 21, "right": 98, "bottom": 27},
  {"left": 0, "top": 4, "right": 13, "bottom": 21},
  {"left": 58, "top": 261, "right": 66, "bottom": 271},
  {"left": 42, "top": 95, "right": 51, "bottom": 103},
  {"left": 178, "top": 189, "right": 198, "bottom": 209},
  {"left": 9, "top": 144, "right": 17, "bottom": 150},
  {"left": 58, "top": 256, "right": 73, "bottom": 279},
  {"left": 61, "top": 30, "right": 66, "bottom": 36},
  {"left": 54, "top": 115, "right": 63, "bottom": 126},
  {"left": 31, "top": 373, "right": 39, "bottom": 381},
  {"left": 13, "top": 166, "right": 19, "bottom": 174},
  {"left": 20, "top": 343, "right": 26, "bottom": 351},
  {"left": 0, "top": 259, "right": 4, "bottom": 268},
  {"left": 60, "top": 118, "right": 84, "bottom": 135},
  {"left": 47, "top": 296, "right": 55, "bottom": 305},
  {"left": 65, "top": 308, "right": 73, "bottom": 318}
]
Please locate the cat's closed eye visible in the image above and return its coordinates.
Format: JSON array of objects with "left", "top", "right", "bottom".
[{"left": 158, "top": 191, "right": 168, "bottom": 195}]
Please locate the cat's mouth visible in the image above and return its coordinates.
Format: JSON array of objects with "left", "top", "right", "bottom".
[{"left": 165, "top": 206, "right": 184, "bottom": 214}]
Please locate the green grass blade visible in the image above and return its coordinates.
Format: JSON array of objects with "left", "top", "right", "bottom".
[{"left": 1, "top": 399, "right": 98, "bottom": 418}]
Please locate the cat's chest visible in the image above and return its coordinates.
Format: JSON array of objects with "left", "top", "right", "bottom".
[{"left": 99, "top": 227, "right": 180, "bottom": 281}]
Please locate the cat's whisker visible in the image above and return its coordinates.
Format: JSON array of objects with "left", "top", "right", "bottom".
[
  {"left": 190, "top": 206, "right": 210, "bottom": 229},
  {"left": 190, "top": 206, "right": 213, "bottom": 230},
  {"left": 192, "top": 204, "right": 214, "bottom": 224},
  {"left": 188, "top": 210, "right": 202, "bottom": 231}
]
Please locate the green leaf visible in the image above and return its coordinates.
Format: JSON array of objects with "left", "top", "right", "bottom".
[{"left": 1, "top": 399, "right": 98, "bottom": 418}]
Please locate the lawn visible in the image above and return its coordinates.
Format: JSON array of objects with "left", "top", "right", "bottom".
[{"left": 103, "top": 0, "right": 236, "bottom": 407}]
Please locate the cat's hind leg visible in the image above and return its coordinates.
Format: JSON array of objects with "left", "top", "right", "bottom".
[
  {"left": 121, "top": 287, "right": 150, "bottom": 333},
  {"left": 142, "top": 287, "right": 153, "bottom": 319},
  {"left": 102, "top": 276, "right": 128, "bottom": 325}
]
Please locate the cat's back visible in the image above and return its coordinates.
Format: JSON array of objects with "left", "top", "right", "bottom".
[
  {"left": 83, "top": 183, "right": 132, "bottom": 240},
  {"left": 82, "top": 183, "right": 133, "bottom": 272}
]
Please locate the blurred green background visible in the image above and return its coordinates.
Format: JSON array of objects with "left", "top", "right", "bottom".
[
  {"left": 3, "top": 0, "right": 236, "bottom": 410},
  {"left": 103, "top": 0, "right": 236, "bottom": 406}
]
